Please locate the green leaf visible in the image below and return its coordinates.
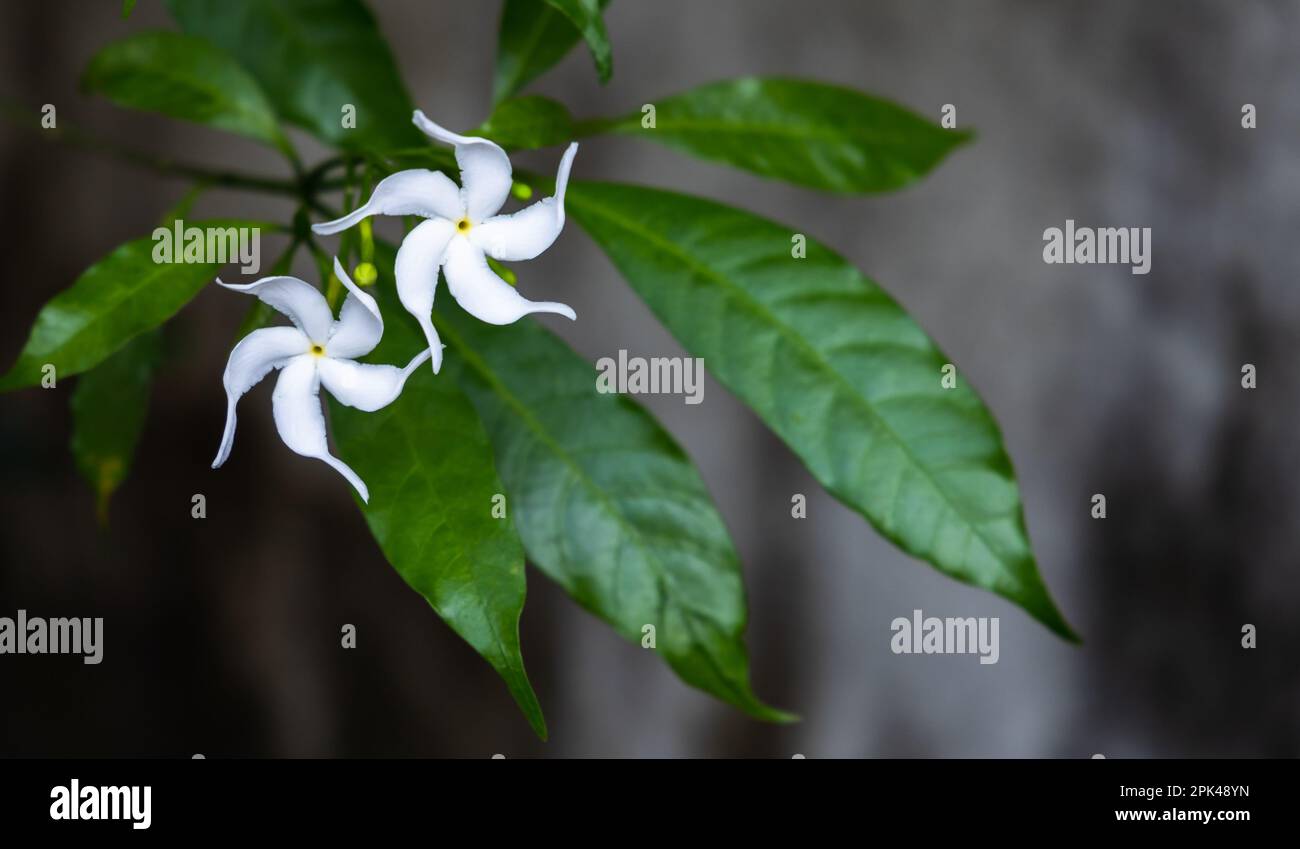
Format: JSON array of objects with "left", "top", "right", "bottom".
[
  {"left": 83, "top": 31, "right": 289, "bottom": 152},
  {"left": 600, "top": 77, "right": 970, "bottom": 193},
  {"left": 494, "top": 0, "right": 612, "bottom": 104},
  {"left": 541, "top": 0, "right": 612, "bottom": 84},
  {"left": 166, "top": 0, "right": 422, "bottom": 152},
  {"left": 329, "top": 273, "right": 545, "bottom": 739},
  {"left": 566, "top": 181, "right": 1077, "bottom": 640},
  {"left": 70, "top": 331, "right": 162, "bottom": 525},
  {"left": 0, "top": 219, "right": 271, "bottom": 392},
  {"left": 422, "top": 274, "right": 790, "bottom": 722},
  {"left": 160, "top": 183, "right": 210, "bottom": 227},
  {"left": 122, "top": 0, "right": 138, "bottom": 19},
  {"left": 474, "top": 95, "right": 574, "bottom": 151}
]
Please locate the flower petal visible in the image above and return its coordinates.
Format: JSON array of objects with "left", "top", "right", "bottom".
[
  {"left": 318, "top": 349, "right": 431, "bottom": 412},
  {"left": 412, "top": 110, "right": 512, "bottom": 222},
  {"left": 471, "top": 142, "right": 578, "bottom": 262},
  {"left": 326, "top": 258, "right": 383, "bottom": 359},
  {"left": 272, "top": 354, "right": 369, "bottom": 502},
  {"left": 395, "top": 218, "right": 456, "bottom": 373},
  {"left": 311, "top": 169, "right": 462, "bottom": 235},
  {"left": 443, "top": 236, "right": 576, "bottom": 325},
  {"left": 218, "top": 275, "right": 333, "bottom": 342},
  {"left": 212, "top": 326, "right": 310, "bottom": 469}
]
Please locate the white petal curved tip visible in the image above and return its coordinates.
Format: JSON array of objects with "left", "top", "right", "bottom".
[
  {"left": 535, "top": 302, "right": 576, "bottom": 321},
  {"left": 324, "top": 455, "right": 370, "bottom": 503},
  {"left": 412, "top": 110, "right": 467, "bottom": 145},
  {"left": 556, "top": 142, "right": 579, "bottom": 201},
  {"left": 404, "top": 347, "right": 434, "bottom": 378},
  {"left": 217, "top": 280, "right": 253, "bottom": 293},
  {"left": 212, "top": 428, "right": 232, "bottom": 468},
  {"left": 332, "top": 256, "right": 370, "bottom": 306},
  {"left": 216, "top": 277, "right": 263, "bottom": 294},
  {"left": 312, "top": 209, "right": 368, "bottom": 236},
  {"left": 430, "top": 343, "right": 445, "bottom": 374}
]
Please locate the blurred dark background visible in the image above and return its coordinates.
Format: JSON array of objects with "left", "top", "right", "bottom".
[{"left": 2, "top": 0, "right": 1297, "bottom": 757}]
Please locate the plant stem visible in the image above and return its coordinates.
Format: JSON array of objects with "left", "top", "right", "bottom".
[
  {"left": 0, "top": 98, "right": 301, "bottom": 196},
  {"left": 300, "top": 154, "right": 349, "bottom": 193},
  {"left": 570, "top": 116, "right": 623, "bottom": 137},
  {"left": 63, "top": 127, "right": 300, "bottom": 195}
]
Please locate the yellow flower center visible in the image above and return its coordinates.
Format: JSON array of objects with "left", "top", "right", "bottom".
[
  {"left": 456, "top": 216, "right": 472, "bottom": 234},
  {"left": 310, "top": 343, "right": 326, "bottom": 357}
]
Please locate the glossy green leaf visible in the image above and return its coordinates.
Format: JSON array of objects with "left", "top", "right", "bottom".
[
  {"left": 422, "top": 272, "right": 790, "bottom": 722},
  {"left": 166, "top": 0, "right": 422, "bottom": 152},
  {"left": 70, "top": 331, "right": 162, "bottom": 524},
  {"left": 541, "top": 0, "right": 612, "bottom": 84},
  {"left": 329, "top": 274, "right": 545, "bottom": 739},
  {"left": 599, "top": 77, "right": 970, "bottom": 193},
  {"left": 83, "top": 31, "right": 289, "bottom": 152},
  {"left": 566, "top": 181, "right": 1076, "bottom": 639},
  {"left": 494, "top": 0, "right": 612, "bottom": 104},
  {"left": 0, "top": 220, "right": 271, "bottom": 392},
  {"left": 475, "top": 95, "right": 574, "bottom": 150}
]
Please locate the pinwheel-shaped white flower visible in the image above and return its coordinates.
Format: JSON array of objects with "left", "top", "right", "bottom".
[
  {"left": 212, "top": 258, "right": 431, "bottom": 502},
  {"left": 313, "top": 110, "right": 578, "bottom": 374}
]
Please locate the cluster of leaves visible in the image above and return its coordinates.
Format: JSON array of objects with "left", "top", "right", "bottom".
[{"left": 5, "top": 0, "right": 1075, "bottom": 738}]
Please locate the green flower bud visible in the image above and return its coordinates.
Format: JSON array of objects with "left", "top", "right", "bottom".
[{"left": 353, "top": 262, "right": 378, "bottom": 287}]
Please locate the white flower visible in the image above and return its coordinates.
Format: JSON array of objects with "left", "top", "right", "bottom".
[
  {"left": 312, "top": 110, "right": 578, "bottom": 374},
  {"left": 211, "top": 258, "right": 431, "bottom": 502}
]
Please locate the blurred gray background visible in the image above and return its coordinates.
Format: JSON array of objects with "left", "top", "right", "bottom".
[{"left": 2, "top": 0, "right": 1297, "bottom": 757}]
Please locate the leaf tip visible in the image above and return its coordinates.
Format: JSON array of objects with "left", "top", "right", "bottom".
[
  {"left": 1057, "top": 621, "right": 1084, "bottom": 645},
  {"left": 734, "top": 690, "right": 798, "bottom": 724},
  {"left": 1029, "top": 592, "right": 1082, "bottom": 644},
  {"left": 762, "top": 707, "right": 801, "bottom": 725},
  {"left": 950, "top": 126, "right": 977, "bottom": 147},
  {"left": 525, "top": 708, "right": 549, "bottom": 742}
]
